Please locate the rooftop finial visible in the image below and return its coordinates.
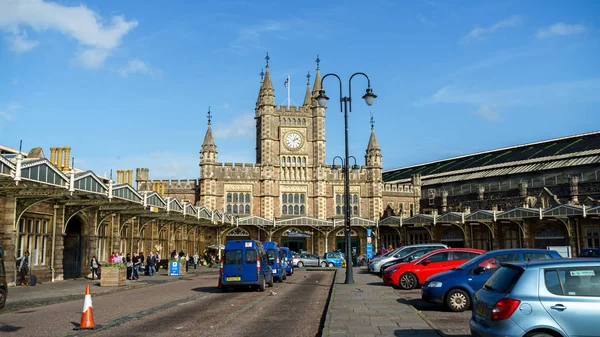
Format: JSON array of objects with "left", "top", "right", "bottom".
[
  {"left": 370, "top": 110, "right": 375, "bottom": 129},
  {"left": 207, "top": 106, "right": 212, "bottom": 126},
  {"left": 265, "top": 52, "right": 270, "bottom": 67},
  {"left": 306, "top": 71, "right": 311, "bottom": 85},
  {"left": 315, "top": 55, "right": 320, "bottom": 69},
  {"left": 260, "top": 68, "right": 264, "bottom": 82}
]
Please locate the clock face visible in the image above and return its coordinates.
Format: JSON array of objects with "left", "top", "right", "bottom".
[{"left": 285, "top": 132, "right": 303, "bottom": 150}]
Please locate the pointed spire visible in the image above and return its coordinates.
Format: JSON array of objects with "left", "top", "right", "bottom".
[
  {"left": 260, "top": 69, "right": 264, "bottom": 83},
  {"left": 312, "top": 55, "right": 322, "bottom": 96},
  {"left": 201, "top": 107, "right": 216, "bottom": 152},
  {"left": 260, "top": 53, "right": 273, "bottom": 90},
  {"left": 303, "top": 71, "right": 312, "bottom": 106},
  {"left": 367, "top": 126, "right": 380, "bottom": 151}
]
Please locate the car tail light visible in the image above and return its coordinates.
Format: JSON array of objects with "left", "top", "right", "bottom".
[
  {"left": 492, "top": 298, "right": 521, "bottom": 321},
  {"left": 219, "top": 256, "right": 224, "bottom": 274},
  {"left": 256, "top": 255, "right": 261, "bottom": 273}
]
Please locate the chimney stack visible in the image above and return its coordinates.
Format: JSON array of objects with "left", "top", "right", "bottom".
[
  {"left": 56, "top": 147, "right": 64, "bottom": 170},
  {"left": 50, "top": 147, "right": 57, "bottom": 165},
  {"left": 63, "top": 146, "right": 71, "bottom": 170}
]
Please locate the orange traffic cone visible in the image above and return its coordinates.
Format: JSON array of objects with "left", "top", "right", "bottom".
[{"left": 78, "top": 284, "right": 96, "bottom": 329}]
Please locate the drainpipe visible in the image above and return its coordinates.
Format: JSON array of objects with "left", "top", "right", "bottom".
[
  {"left": 51, "top": 204, "right": 58, "bottom": 282},
  {"left": 575, "top": 218, "right": 581, "bottom": 257}
]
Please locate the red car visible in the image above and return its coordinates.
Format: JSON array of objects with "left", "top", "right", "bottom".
[{"left": 383, "top": 248, "right": 484, "bottom": 290}]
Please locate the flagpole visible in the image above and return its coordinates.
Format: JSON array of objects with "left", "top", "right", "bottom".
[{"left": 287, "top": 74, "right": 291, "bottom": 109}]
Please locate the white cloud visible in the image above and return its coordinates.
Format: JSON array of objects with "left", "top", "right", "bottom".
[
  {"left": 6, "top": 29, "right": 38, "bottom": 53},
  {"left": 0, "top": 102, "right": 22, "bottom": 121},
  {"left": 461, "top": 16, "right": 523, "bottom": 44},
  {"left": 417, "top": 78, "right": 600, "bottom": 120},
  {"left": 536, "top": 23, "right": 587, "bottom": 39},
  {"left": 118, "top": 58, "right": 159, "bottom": 77},
  {"left": 230, "top": 21, "right": 287, "bottom": 51},
  {"left": 473, "top": 104, "right": 501, "bottom": 121},
  {"left": 417, "top": 14, "right": 435, "bottom": 27},
  {"left": 222, "top": 103, "right": 230, "bottom": 109},
  {"left": 0, "top": 0, "right": 138, "bottom": 68},
  {"left": 213, "top": 113, "right": 255, "bottom": 139}
]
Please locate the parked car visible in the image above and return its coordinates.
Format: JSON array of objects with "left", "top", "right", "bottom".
[
  {"left": 280, "top": 247, "right": 294, "bottom": 276},
  {"left": 220, "top": 240, "right": 273, "bottom": 292},
  {"left": 369, "top": 244, "right": 448, "bottom": 273},
  {"left": 324, "top": 252, "right": 345, "bottom": 267},
  {"left": 580, "top": 248, "right": 600, "bottom": 258},
  {"left": 293, "top": 253, "right": 325, "bottom": 268},
  {"left": 422, "top": 248, "right": 562, "bottom": 312},
  {"left": 470, "top": 258, "right": 600, "bottom": 337},
  {"left": 263, "top": 241, "right": 286, "bottom": 282},
  {"left": 0, "top": 245, "right": 6, "bottom": 309},
  {"left": 384, "top": 248, "right": 484, "bottom": 289},
  {"left": 378, "top": 248, "right": 441, "bottom": 278}
]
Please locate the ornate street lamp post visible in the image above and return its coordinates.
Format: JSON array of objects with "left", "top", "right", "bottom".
[{"left": 318, "top": 73, "right": 376, "bottom": 284}]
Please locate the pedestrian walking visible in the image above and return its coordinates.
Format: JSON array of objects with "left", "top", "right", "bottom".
[
  {"left": 132, "top": 252, "right": 140, "bottom": 280},
  {"left": 126, "top": 253, "right": 133, "bottom": 280},
  {"left": 16, "top": 250, "right": 30, "bottom": 286},
  {"left": 90, "top": 256, "right": 101, "bottom": 280}
]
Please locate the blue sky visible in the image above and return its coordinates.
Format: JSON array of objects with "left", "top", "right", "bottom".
[{"left": 1, "top": 0, "right": 599, "bottom": 180}]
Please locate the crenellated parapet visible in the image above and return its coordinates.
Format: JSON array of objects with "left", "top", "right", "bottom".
[
  {"left": 213, "top": 162, "right": 262, "bottom": 180},
  {"left": 276, "top": 105, "right": 313, "bottom": 114},
  {"left": 147, "top": 179, "right": 199, "bottom": 192}
]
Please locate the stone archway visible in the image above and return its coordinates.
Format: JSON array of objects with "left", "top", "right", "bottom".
[
  {"left": 534, "top": 226, "right": 567, "bottom": 249},
  {"left": 335, "top": 229, "right": 359, "bottom": 254},
  {"left": 63, "top": 217, "right": 83, "bottom": 279},
  {"left": 225, "top": 227, "right": 251, "bottom": 241},
  {"left": 440, "top": 228, "right": 464, "bottom": 248}
]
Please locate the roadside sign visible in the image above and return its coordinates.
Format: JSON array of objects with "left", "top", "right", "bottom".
[
  {"left": 366, "top": 229, "right": 373, "bottom": 259},
  {"left": 169, "top": 261, "right": 180, "bottom": 276}
]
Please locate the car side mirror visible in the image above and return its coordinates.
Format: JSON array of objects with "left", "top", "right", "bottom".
[
  {"left": 421, "top": 259, "right": 431, "bottom": 265},
  {"left": 473, "top": 266, "right": 486, "bottom": 275}
]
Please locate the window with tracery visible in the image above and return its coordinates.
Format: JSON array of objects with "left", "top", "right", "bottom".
[
  {"left": 226, "top": 192, "right": 252, "bottom": 215},
  {"left": 335, "top": 193, "right": 360, "bottom": 216},
  {"left": 281, "top": 193, "right": 306, "bottom": 215}
]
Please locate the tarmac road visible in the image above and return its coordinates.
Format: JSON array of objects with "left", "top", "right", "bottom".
[{"left": 0, "top": 270, "right": 334, "bottom": 337}]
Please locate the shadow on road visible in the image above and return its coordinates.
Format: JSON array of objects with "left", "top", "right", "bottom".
[
  {"left": 366, "top": 281, "right": 388, "bottom": 286},
  {"left": 190, "top": 286, "right": 227, "bottom": 293},
  {"left": 0, "top": 324, "right": 23, "bottom": 332},
  {"left": 396, "top": 297, "right": 446, "bottom": 312}
]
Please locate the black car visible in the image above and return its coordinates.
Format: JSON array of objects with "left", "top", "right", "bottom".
[
  {"left": 580, "top": 248, "right": 600, "bottom": 257},
  {"left": 378, "top": 248, "right": 440, "bottom": 277}
]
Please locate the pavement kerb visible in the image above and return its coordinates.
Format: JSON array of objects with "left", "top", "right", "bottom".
[
  {"left": 319, "top": 269, "right": 337, "bottom": 337},
  {"left": 3, "top": 268, "right": 219, "bottom": 314},
  {"left": 401, "top": 294, "right": 446, "bottom": 337}
]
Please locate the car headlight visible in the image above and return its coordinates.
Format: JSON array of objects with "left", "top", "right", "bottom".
[
  {"left": 385, "top": 268, "right": 398, "bottom": 274},
  {"left": 427, "top": 281, "right": 443, "bottom": 288}
]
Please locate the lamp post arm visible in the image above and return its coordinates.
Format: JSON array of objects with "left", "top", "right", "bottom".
[
  {"left": 348, "top": 72, "right": 371, "bottom": 112},
  {"left": 321, "top": 73, "right": 344, "bottom": 112}
]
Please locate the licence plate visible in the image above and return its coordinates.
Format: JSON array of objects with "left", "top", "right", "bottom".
[
  {"left": 226, "top": 277, "right": 241, "bottom": 281},
  {"left": 272, "top": 270, "right": 277, "bottom": 274},
  {"left": 476, "top": 305, "right": 486, "bottom": 316}
]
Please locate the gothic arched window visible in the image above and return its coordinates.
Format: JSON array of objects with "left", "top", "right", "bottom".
[
  {"left": 336, "top": 206, "right": 341, "bottom": 215},
  {"left": 227, "top": 193, "right": 232, "bottom": 203},
  {"left": 294, "top": 205, "right": 299, "bottom": 215},
  {"left": 245, "top": 193, "right": 251, "bottom": 203},
  {"left": 232, "top": 204, "right": 238, "bottom": 214},
  {"left": 300, "top": 194, "right": 305, "bottom": 203},
  {"left": 227, "top": 205, "right": 232, "bottom": 213},
  {"left": 233, "top": 193, "right": 238, "bottom": 203},
  {"left": 336, "top": 194, "right": 341, "bottom": 204},
  {"left": 282, "top": 206, "right": 287, "bottom": 214},
  {"left": 282, "top": 194, "right": 287, "bottom": 203},
  {"left": 294, "top": 194, "right": 299, "bottom": 203},
  {"left": 245, "top": 205, "right": 251, "bottom": 214},
  {"left": 300, "top": 205, "right": 305, "bottom": 214}
]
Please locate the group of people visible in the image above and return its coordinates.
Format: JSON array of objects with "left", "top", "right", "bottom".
[{"left": 105, "top": 251, "right": 161, "bottom": 280}]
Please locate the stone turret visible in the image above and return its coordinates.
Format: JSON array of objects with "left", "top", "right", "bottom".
[
  {"left": 365, "top": 126, "right": 382, "bottom": 168},
  {"left": 311, "top": 56, "right": 328, "bottom": 218},
  {"left": 199, "top": 108, "right": 218, "bottom": 210},
  {"left": 364, "top": 125, "right": 383, "bottom": 219},
  {"left": 303, "top": 71, "right": 312, "bottom": 106}
]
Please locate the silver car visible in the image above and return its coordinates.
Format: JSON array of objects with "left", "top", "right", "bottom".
[
  {"left": 293, "top": 253, "right": 326, "bottom": 268},
  {"left": 368, "top": 244, "right": 448, "bottom": 273},
  {"left": 471, "top": 258, "right": 600, "bottom": 337}
]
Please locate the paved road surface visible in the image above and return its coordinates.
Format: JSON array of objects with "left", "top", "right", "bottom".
[{"left": 0, "top": 270, "right": 333, "bottom": 337}]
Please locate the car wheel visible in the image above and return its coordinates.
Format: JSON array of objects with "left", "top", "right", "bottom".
[
  {"left": 290, "top": 267, "right": 294, "bottom": 275},
  {"left": 446, "top": 289, "right": 470, "bottom": 312},
  {"left": 399, "top": 273, "right": 417, "bottom": 290},
  {"left": 282, "top": 273, "right": 287, "bottom": 281},
  {"left": 328, "top": 262, "right": 334, "bottom": 267},
  {"left": 321, "top": 261, "right": 327, "bottom": 268},
  {"left": 0, "top": 288, "right": 5, "bottom": 309},
  {"left": 268, "top": 275, "right": 274, "bottom": 287},
  {"left": 297, "top": 261, "right": 304, "bottom": 268},
  {"left": 258, "top": 277, "right": 266, "bottom": 292}
]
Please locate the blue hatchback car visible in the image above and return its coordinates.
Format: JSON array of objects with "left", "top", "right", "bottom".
[
  {"left": 220, "top": 240, "right": 274, "bottom": 292},
  {"left": 280, "top": 247, "right": 294, "bottom": 276},
  {"left": 422, "top": 248, "right": 562, "bottom": 312},
  {"left": 471, "top": 258, "right": 600, "bottom": 337},
  {"left": 263, "top": 241, "right": 287, "bottom": 282}
]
